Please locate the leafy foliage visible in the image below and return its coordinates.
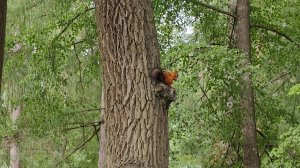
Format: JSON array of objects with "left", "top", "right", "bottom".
[
  {"left": 262, "top": 126, "right": 300, "bottom": 167},
  {"left": 1, "top": 0, "right": 100, "bottom": 167}
]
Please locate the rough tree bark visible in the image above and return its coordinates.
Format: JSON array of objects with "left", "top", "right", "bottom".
[
  {"left": 236, "top": 0, "right": 260, "bottom": 167},
  {"left": 95, "top": 0, "right": 171, "bottom": 167},
  {"left": 0, "top": 0, "right": 7, "bottom": 93}
]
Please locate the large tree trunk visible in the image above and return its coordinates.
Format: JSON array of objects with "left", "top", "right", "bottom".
[
  {"left": 95, "top": 0, "right": 169, "bottom": 167},
  {"left": 0, "top": 0, "right": 7, "bottom": 93},
  {"left": 236, "top": 0, "right": 260, "bottom": 167}
]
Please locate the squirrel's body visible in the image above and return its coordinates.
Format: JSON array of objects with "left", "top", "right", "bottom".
[{"left": 163, "top": 71, "right": 178, "bottom": 86}]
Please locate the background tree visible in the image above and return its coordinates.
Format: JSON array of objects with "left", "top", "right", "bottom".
[
  {"left": 236, "top": 0, "right": 260, "bottom": 167},
  {"left": 0, "top": 0, "right": 7, "bottom": 92}
]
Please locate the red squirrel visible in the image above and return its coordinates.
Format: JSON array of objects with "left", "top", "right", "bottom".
[{"left": 150, "top": 67, "right": 178, "bottom": 87}]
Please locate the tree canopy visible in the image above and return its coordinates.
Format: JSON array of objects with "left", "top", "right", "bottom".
[{"left": 1, "top": 0, "right": 299, "bottom": 167}]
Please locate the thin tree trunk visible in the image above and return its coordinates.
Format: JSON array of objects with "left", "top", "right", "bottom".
[
  {"left": 236, "top": 0, "right": 260, "bottom": 167},
  {"left": 0, "top": 0, "right": 7, "bottom": 93},
  {"left": 10, "top": 142, "right": 19, "bottom": 168},
  {"left": 228, "top": 0, "right": 237, "bottom": 48},
  {"left": 10, "top": 105, "right": 22, "bottom": 168},
  {"left": 95, "top": 0, "right": 169, "bottom": 167}
]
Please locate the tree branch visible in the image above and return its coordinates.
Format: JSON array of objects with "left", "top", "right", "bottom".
[
  {"left": 52, "top": 7, "right": 95, "bottom": 42},
  {"left": 64, "top": 120, "right": 104, "bottom": 132},
  {"left": 62, "top": 108, "right": 103, "bottom": 117},
  {"left": 256, "top": 129, "right": 266, "bottom": 139},
  {"left": 273, "top": 75, "right": 292, "bottom": 94},
  {"left": 74, "top": 43, "right": 84, "bottom": 91},
  {"left": 262, "top": 70, "right": 292, "bottom": 89},
  {"left": 71, "top": 108, "right": 103, "bottom": 114},
  {"left": 265, "top": 146, "right": 274, "bottom": 162},
  {"left": 49, "top": 6, "right": 95, "bottom": 72},
  {"left": 254, "top": 101, "right": 278, "bottom": 128},
  {"left": 190, "top": 0, "right": 236, "bottom": 18},
  {"left": 25, "top": 0, "right": 44, "bottom": 10},
  {"left": 55, "top": 128, "right": 100, "bottom": 166},
  {"left": 251, "top": 24, "right": 295, "bottom": 43},
  {"left": 198, "top": 82, "right": 222, "bottom": 123},
  {"left": 188, "top": 1, "right": 298, "bottom": 45}
]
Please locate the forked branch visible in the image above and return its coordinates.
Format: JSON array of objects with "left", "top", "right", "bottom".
[
  {"left": 190, "top": 1, "right": 298, "bottom": 44},
  {"left": 55, "top": 128, "right": 100, "bottom": 166},
  {"left": 251, "top": 24, "right": 293, "bottom": 42}
]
